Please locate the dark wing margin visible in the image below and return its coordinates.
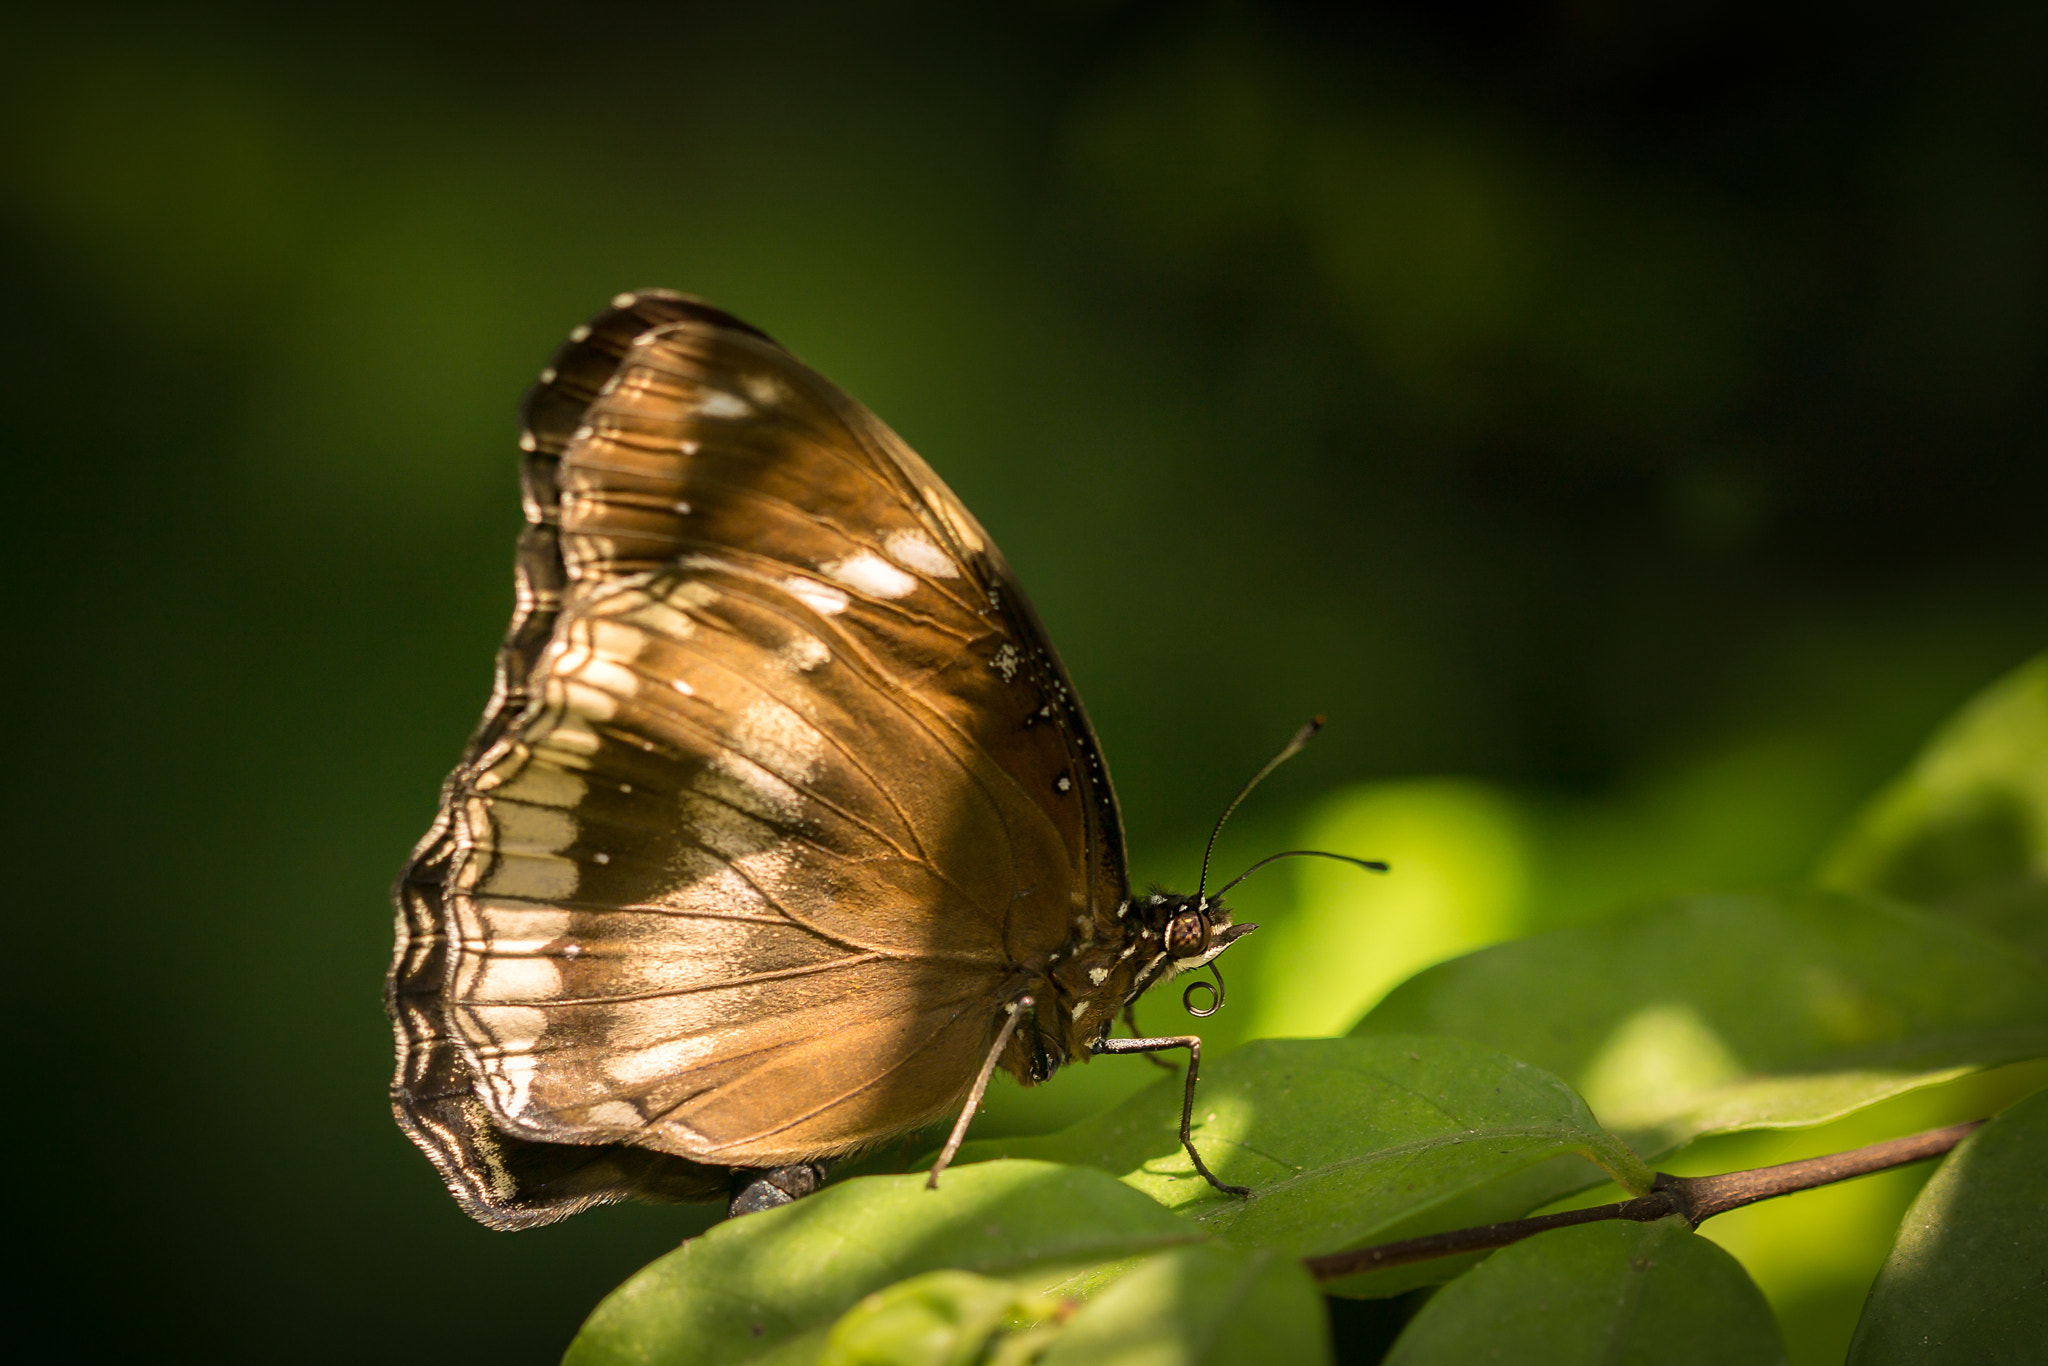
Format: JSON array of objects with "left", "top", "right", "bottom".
[
  {"left": 389, "top": 839, "right": 727, "bottom": 1228},
  {"left": 387, "top": 295, "right": 757, "bottom": 1228}
]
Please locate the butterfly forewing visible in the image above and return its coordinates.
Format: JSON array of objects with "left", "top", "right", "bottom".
[{"left": 391, "top": 292, "right": 1130, "bottom": 1224}]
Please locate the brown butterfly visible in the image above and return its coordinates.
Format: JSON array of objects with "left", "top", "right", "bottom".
[{"left": 388, "top": 291, "right": 1379, "bottom": 1228}]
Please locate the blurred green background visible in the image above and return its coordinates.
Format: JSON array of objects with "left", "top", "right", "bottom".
[{"left": 6, "top": 3, "right": 2042, "bottom": 1362}]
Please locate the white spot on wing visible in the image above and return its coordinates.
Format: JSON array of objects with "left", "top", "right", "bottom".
[
  {"left": 561, "top": 679, "right": 620, "bottom": 722},
  {"left": 923, "top": 487, "right": 986, "bottom": 553},
  {"left": 669, "top": 579, "right": 721, "bottom": 611},
  {"left": 731, "top": 846, "right": 797, "bottom": 898},
  {"left": 476, "top": 1005, "right": 547, "bottom": 1052},
  {"left": 1089, "top": 966, "right": 1109, "bottom": 986},
  {"left": 486, "top": 800, "right": 578, "bottom": 856},
  {"left": 478, "top": 851, "right": 581, "bottom": 900},
  {"left": 476, "top": 955, "right": 563, "bottom": 1001},
  {"left": 732, "top": 699, "right": 825, "bottom": 780},
  {"left": 575, "top": 656, "right": 642, "bottom": 702},
  {"left": 605, "top": 1036, "right": 719, "bottom": 1087},
  {"left": 884, "top": 529, "right": 957, "bottom": 578},
  {"left": 596, "top": 608, "right": 682, "bottom": 653},
  {"left": 583, "top": 1100, "right": 644, "bottom": 1128},
  {"left": 783, "top": 576, "right": 850, "bottom": 616},
  {"left": 589, "top": 629, "right": 648, "bottom": 681},
  {"left": 470, "top": 905, "right": 573, "bottom": 944},
  {"left": 698, "top": 388, "right": 751, "bottom": 419},
  {"left": 992, "top": 643, "right": 1020, "bottom": 681},
  {"left": 494, "top": 1052, "right": 539, "bottom": 1118},
  {"left": 703, "top": 761, "right": 806, "bottom": 824},
  {"left": 481, "top": 762, "right": 587, "bottom": 808},
  {"left": 824, "top": 550, "right": 917, "bottom": 600},
  {"left": 778, "top": 632, "right": 831, "bottom": 672},
  {"left": 538, "top": 722, "right": 601, "bottom": 760},
  {"left": 701, "top": 699, "right": 827, "bottom": 822}
]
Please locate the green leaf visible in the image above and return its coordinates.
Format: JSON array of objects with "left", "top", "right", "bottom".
[
  {"left": 952, "top": 1034, "right": 1649, "bottom": 1292},
  {"left": 819, "top": 1270, "right": 1061, "bottom": 1366},
  {"left": 1384, "top": 1216, "right": 1786, "bottom": 1365},
  {"left": 563, "top": 1162, "right": 1201, "bottom": 1366},
  {"left": 1355, "top": 888, "right": 2048, "bottom": 1157},
  {"left": 1818, "top": 653, "right": 2048, "bottom": 962},
  {"left": 1037, "top": 1243, "right": 1333, "bottom": 1366},
  {"left": 1846, "top": 1086, "right": 2048, "bottom": 1364}
]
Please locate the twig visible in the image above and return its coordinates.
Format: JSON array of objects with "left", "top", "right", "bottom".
[{"left": 1304, "top": 1118, "right": 1983, "bottom": 1284}]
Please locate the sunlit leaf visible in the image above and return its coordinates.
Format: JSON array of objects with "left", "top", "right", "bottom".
[
  {"left": 1239, "top": 779, "right": 1534, "bottom": 1039},
  {"left": 563, "top": 1162, "right": 1200, "bottom": 1366},
  {"left": 1037, "top": 1243, "right": 1332, "bottom": 1366},
  {"left": 1818, "top": 653, "right": 2048, "bottom": 963},
  {"left": 1355, "top": 888, "right": 2048, "bottom": 1157},
  {"left": 951, "top": 1034, "right": 1649, "bottom": 1295},
  {"left": 1846, "top": 1086, "right": 2048, "bottom": 1363},
  {"left": 1384, "top": 1216, "right": 1785, "bottom": 1365}
]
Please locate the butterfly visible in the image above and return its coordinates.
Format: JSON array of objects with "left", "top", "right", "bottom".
[{"left": 388, "top": 291, "right": 1378, "bottom": 1228}]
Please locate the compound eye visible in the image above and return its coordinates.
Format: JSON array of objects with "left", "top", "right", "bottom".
[{"left": 1163, "top": 910, "right": 1209, "bottom": 959}]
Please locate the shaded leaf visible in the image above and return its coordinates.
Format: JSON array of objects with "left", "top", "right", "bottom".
[
  {"left": 563, "top": 1162, "right": 1200, "bottom": 1366},
  {"left": 1038, "top": 1243, "right": 1332, "bottom": 1366},
  {"left": 820, "top": 1270, "right": 1061, "bottom": 1366},
  {"left": 1818, "top": 653, "right": 2048, "bottom": 963},
  {"left": 1355, "top": 888, "right": 2048, "bottom": 1157},
  {"left": 953, "top": 1035, "right": 1648, "bottom": 1293},
  {"left": 1846, "top": 1086, "right": 2048, "bottom": 1364},
  {"left": 1384, "top": 1216, "right": 1785, "bottom": 1365}
]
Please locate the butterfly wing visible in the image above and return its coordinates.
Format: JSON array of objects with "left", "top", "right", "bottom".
[{"left": 389, "top": 293, "right": 1128, "bottom": 1226}]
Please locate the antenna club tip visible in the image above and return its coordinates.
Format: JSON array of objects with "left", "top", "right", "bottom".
[
  {"left": 1308, "top": 714, "right": 1326, "bottom": 730},
  {"left": 1284, "top": 715, "right": 1325, "bottom": 750}
]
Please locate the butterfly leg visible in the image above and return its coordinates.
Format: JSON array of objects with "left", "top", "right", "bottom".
[
  {"left": 728, "top": 1161, "right": 830, "bottom": 1217},
  {"left": 925, "top": 994, "right": 1035, "bottom": 1190},
  {"left": 1123, "top": 1003, "right": 1179, "bottom": 1070},
  {"left": 1091, "top": 1034, "right": 1250, "bottom": 1197}
]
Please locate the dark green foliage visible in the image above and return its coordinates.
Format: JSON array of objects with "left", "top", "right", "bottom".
[
  {"left": 1819, "top": 658, "right": 2048, "bottom": 962},
  {"left": 1846, "top": 1089, "right": 2048, "bottom": 1365},
  {"left": 959, "top": 1034, "right": 1649, "bottom": 1295},
  {"left": 565, "top": 1164, "right": 1199, "bottom": 1366},
  {"left": 1355, "top": 889, "right": 2048, "bottom": 1157},
  {"left": 1385, "top": 1218, "right": 1786, "bottom": 1366}
]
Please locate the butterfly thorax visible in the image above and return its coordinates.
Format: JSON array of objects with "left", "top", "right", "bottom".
[{"left": 1006, "top": 891, "right": 1254, "bottom": 1084}]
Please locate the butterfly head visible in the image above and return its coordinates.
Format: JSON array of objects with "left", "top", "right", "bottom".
[{"left": 1127, "top": 889, "right": 1257, "bottom": 997}]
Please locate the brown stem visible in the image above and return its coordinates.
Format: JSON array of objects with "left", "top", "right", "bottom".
[{"left": 1304, "top": 1118, "right": 1983, "bottom": 1284}]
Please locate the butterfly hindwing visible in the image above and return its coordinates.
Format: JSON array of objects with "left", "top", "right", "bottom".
[{"left": 391, "top": 293, "right": 1130, "bottom": 1223}]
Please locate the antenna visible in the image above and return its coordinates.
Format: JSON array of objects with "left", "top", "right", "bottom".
[
  {"left": 1213, "top": 849, "right": 1389, "bottom": 899},
  {"left": 1196, "top": 716, "right": 1325, "bottom": 904}
]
